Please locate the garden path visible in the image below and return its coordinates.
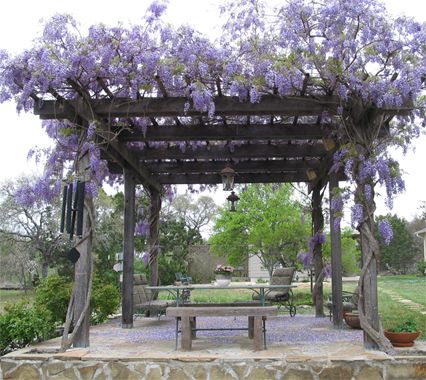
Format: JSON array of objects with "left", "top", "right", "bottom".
[{"left": 377, "top": 287, "right": 426, "bottom": 315}]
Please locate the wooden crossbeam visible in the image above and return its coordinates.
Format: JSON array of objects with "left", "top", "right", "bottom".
[
  {"left": 117, "top": 123, "right": 332, "bottom": 142},
  {"left": 156, "top": 172, "right": 312, "bottom": 184},
  {"left": 129, "top": 143, "right": 326, "bottom": 160},
  {"left": 107, "top": 158, "right": 322, "bottom": 175},
  {"left": 34, "top": 95, "right": 340, "bottom": 118}
]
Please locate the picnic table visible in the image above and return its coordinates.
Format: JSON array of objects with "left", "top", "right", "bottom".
[{"left": 146, "top": 283, "right": 297, "bottom": 350}]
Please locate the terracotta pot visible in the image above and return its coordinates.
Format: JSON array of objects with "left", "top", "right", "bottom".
[
  {"left": 384, "top": 330, "right": 420, "bottom": 347},
  {"left": 343, "top": 312, "right": 361, "bottom": 329}
]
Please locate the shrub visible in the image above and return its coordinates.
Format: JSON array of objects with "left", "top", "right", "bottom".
[
  {"left": 90, "top": 276, "right": 120, "bottom": 324},
  {"left": 0, "top": 301, "right": 55, "bottom": 356},
  {"left": 35, "top": 275, "right": 72, "bottom": 324},
  {"left": 418, "top": 261, "right": 426, "bottom": 276},
  {"left": 35, "top": 274, "right": 120, "bottom": 327}
]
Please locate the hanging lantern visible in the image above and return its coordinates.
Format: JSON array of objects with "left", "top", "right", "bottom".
[
  {"left": 220, "top": 163, "right": 236, "bottom": 191},
  {"left": 226, "top": 191, "right": 240, "bottom": 212}
]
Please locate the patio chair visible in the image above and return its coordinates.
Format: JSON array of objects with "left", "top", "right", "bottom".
[
  {"left": 253, "top": 267, "right": 297, "bottom": 316},
  {"left": 175, "top": 272, "right": 192, "bottom": 283},
  {"left": 326, "top": 286, "right": 359, "bottom": 320},
  {"left": 133, "top": 274, "right": 176, "bottom": 319}
]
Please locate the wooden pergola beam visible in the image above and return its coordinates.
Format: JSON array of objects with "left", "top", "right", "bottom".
[
  {"left": 34, "top": 95, "right": 340, "bottom": 118},
  {"left": 108, "top": 158, "right": 322, "bottom": 175},
  {"left": 129, "top": 143, "right": 327, "bottom": 160},
  {"left": 34, "top": 96, "right": 412, "bottom": 119},
  {"left": 117, "top": 123, "right": 333, "bottom": 142},
  {"left": 154, "top": 172, "right": 335, "bottom": 185}
]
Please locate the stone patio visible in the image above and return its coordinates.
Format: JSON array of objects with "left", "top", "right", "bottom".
[{"left": 1, "top": 314, "right": 426, "bottom": 379}]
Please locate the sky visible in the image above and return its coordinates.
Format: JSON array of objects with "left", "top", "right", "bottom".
[{"left": 0, "top": 0, "right": 425, "bottom": 222}]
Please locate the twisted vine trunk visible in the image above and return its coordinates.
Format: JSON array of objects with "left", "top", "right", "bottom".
[
  {"left": 61, "top": 151, "right": 94, "bottom": 350},
  {"left": 312, "top": 184, "right": 325, "bottom": 317},
  {"left": 355, "top": 177, "right": 395, "bottom": 354}
]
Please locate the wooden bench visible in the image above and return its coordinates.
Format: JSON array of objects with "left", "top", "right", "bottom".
[{"left": 166, "top": 306, "right": 278, "bottom": 351}]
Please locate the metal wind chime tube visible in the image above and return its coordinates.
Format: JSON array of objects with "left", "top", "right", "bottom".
[
  {"left": 76, "top": 181, "right": 85, "bottom": 237},
  {"left": 66, "top": 182, "right": 73, "bottom": 234},
  {"left": 60, "top": 181, "right": 86, "bottom": 239},
  {"left": 60, "top": 185, "right": 67, "bottom": 233}
]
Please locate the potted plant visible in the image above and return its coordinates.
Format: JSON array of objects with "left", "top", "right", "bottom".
[
  {"left": 343, "top": 311, "right": 361, "bottom": 329},
  {"left": 214, "top": 265, "right": 234, "bottom": 286},
  {"left": 384, "top": 320, "right": 420, "bottom": 347}
]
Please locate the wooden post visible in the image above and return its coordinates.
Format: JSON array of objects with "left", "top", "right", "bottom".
[
  {"left": 360, "top": 218, "right": 380, "bottom": 349},
  {"left": 148, "top": 186, "right": 162, "bottom": 287},
  {"left": 122, "top": 168, "right": 135, "bottom": 328},
  {"left": 329, "top": 174, "right": 343, "bottom": 328},
  {"left": 73, "top": 152, "right": 93, "bottom": 347},
  {"left": 312, "top": 183, "right": 325, "bottom": 318}
]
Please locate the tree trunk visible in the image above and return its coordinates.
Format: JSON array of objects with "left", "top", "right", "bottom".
[
  {"left": 312, "top": 183, "right": 325, "bottom": 317},
  {"left": 41, "top": 258, "right": 49, "bottom": 278}
]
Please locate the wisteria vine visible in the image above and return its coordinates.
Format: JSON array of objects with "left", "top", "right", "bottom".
[{"left": 0, "top": 0, "right": 424, "bottom": 236}]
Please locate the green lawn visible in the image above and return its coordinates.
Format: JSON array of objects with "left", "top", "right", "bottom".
[
  {"left": 0, "top": 289, "right": 35, "bottom": 312},
  {"left": 378, "top": 275, "right": 426, "bottom": 306}
]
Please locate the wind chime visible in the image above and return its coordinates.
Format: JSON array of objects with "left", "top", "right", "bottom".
[{"left": 60, "top": 181, "right": 86, "bottom": 263}]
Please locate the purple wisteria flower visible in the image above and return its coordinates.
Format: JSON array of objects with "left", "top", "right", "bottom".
[
  {"left": 135, "top": 219, "right": 150, "bottom": 237},
  {"left": 297, "top": 251, "right": 311, "bottom": 269},
  {"left": 378, "top": 219, "right": 393, "bottom": 245}
]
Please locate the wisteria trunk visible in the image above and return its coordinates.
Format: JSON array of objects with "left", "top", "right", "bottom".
[
  {"left": 355, "top": 180, "right": 395, "bottom": 354},
  {"left": 312, "top": 184, "right": 325, "bottom": 318},
  {"left": 70, "top": 151, "right": 94, "bottom": 348}
]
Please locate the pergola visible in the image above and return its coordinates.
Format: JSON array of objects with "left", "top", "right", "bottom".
[{"left": 33, "top": 87, "right": 405, "bottom": 350}]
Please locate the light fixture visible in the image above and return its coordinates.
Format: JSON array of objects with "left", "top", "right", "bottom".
[
  {"left": 226, "top": 191, "right": 240, "bottom": 212},
  {"left": 220, "top": 163, "right": 236, "bottom": 191}
]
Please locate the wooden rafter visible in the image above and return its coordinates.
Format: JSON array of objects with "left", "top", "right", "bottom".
[
  {"left": 128, "top": 142, "right": 326, "bottom": 160},
  {"left": 117, "top": 123, "right": 333, "bottom": 142}
]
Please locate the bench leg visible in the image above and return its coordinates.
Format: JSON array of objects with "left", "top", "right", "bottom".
[
  {"left": 248, "top": 316, "right": 254, "bottom": 339},
  {"left": 175, "top": 318, "right": 179, "bottom": 350},
  {"left": 263, "top": 317, "right": 266, "bottom": 350},
  {"left": 253, "top": 316, "right": 263, "bottom": 351},
  {"left": 190, "top": 317, "right": 196, "bottom": 339},
  {"left": 181, "top": 316, "right": 192, "bottom": 350}
]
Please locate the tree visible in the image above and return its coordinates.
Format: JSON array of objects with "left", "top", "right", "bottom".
[
  {"left": 375, "top": 214, "right": 421, "bottom": 273},
  {"left": 322, "top": 228, "right": 361, "bottom": 276},
  {"left": 165, "top": 194, "right": 218, "bottom": 236},
  {"left": 0, "top": 178, "right": 64, "bottom": 279},
  {"left": 210, "top": 184, "right": 310, "bottom": 276}
]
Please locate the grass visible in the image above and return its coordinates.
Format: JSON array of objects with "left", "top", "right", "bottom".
[
  {"left": 378, "top": 275, "right": 426, "bottom": 307},
  {"left": 0, "top": 289, "right": 35, "bottom": 312}
]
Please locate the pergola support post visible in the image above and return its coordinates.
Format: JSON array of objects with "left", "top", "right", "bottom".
[
  {"left": 73, "top": 151, "right": 93, "bottom": 347},
  {"left": 329, "top": 174, "right": 343, "bottom": 328},
  {"left": 122, "top": 168, "right": 135, "bottom": 328},
  {"left": 148, "top": 187, "right": 162, "bottom": 286},
  {"left": 312, "top": 182, "right": 325, "bottom": 318}
]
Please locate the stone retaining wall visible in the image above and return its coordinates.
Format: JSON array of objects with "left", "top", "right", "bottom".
[{"left": 1, "top": 356, "right": 426, "bottom": 379}]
